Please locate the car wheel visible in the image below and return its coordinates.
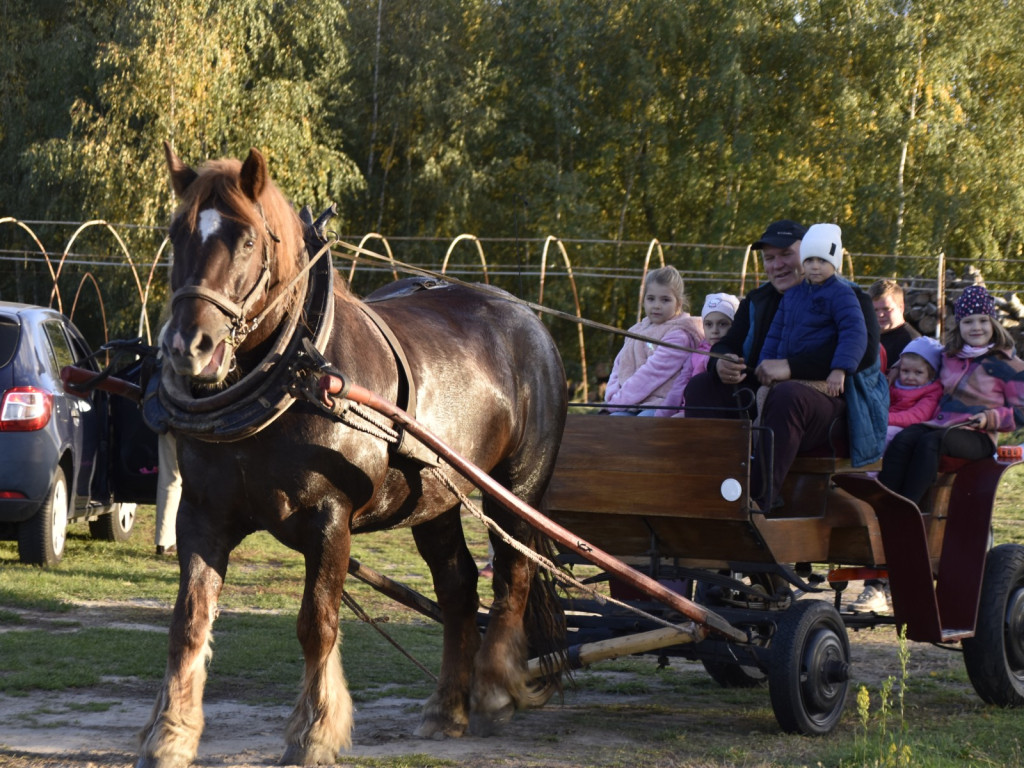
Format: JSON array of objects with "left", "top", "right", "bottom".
[
  {"left": 18, "top": 466, "right": 69, "bottom": 566},
  {"left": 89, "top": 503, "right": 137, "bottom": 542}
]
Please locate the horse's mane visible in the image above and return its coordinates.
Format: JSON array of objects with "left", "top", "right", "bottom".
[{"left": 173, "top": 158, "right": 305, "bottom": 286}]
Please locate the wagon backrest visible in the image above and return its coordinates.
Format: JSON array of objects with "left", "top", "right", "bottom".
[{"left": 542, "top": 415, "right": 753, "bottom": 558}]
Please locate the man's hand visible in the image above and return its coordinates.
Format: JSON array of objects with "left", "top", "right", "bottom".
[
  {"left": 826, "top": 369, "right": 845, "bottom": 397},
  {"left": 755, "top": 359, "right": 792, "bottom": 386},
  {"left": 717, "top": 354, "right": 747, "bottom": 385}
]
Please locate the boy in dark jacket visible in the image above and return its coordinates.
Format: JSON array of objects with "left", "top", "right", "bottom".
[
  {"left": 752, "top": 223, "right": 869, "bottom": 509},
  {"left": 757, "top": 223, "right": 867, "bottom": 397}
]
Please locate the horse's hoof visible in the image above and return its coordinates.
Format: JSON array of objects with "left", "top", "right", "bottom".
[
  {"left": 135, "top": 756, "right": 190, "bottom": 768},
  {"left": 468, "top": 701, "right": 515, "bottom": 737},
  {"left": 280, "top": 743, "right": 338, "bottom": 766},
  {"left": 414, "top": 717, "right": 466, "bottom": 740}
]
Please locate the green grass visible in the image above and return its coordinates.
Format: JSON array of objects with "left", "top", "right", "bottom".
[
  {"left": 993, "top": 462, "right": 1024, "bottom": 545},
  {"left": 0, "top": 503, "right": 494, "bottom": 614}
]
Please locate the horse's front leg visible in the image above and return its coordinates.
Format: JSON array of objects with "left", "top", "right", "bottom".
[
  {"left": 281, "top": 526, "right": 354, "bottom": 765},
  {"left": 411, "top": 507, "right": 481, "bottom": 739},
  {"left": 137, "top": 524, "right": 230, "bottom": 768}
]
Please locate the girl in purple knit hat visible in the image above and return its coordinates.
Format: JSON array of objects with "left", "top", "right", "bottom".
[{"left": 878, "top": 285, "right": 1024, "bottom": 504}]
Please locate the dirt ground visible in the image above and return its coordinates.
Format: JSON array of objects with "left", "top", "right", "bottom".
[{"left": 0, "top": 596, "right": 970, "bottom": 768}]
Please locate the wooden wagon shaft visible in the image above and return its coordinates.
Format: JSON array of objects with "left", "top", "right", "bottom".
[
  {"left": 526, "top": 622, "right": 707, "bottom": 680},
  {"left": 322, "top": 374, "right": 749, "bottom": 644},
  {"left": 347, "top": 556, "right": 444, "bottom": 624},
  {"left": 61, "top": 365, "right": 142, "bottom": 402}
]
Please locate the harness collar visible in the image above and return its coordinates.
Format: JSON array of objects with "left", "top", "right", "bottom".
[{"left": 145, "top": 225, "right": 334, "bottom": 442}]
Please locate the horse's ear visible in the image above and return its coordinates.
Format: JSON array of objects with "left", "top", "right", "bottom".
[
  {"left": 239, "top": 148, "right": 268, "bottom": 202},
  {"left": 164, "top": 141, "right": 197, "bottom": 198}
]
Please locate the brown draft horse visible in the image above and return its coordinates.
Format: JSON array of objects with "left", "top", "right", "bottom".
[{"left": 136, "top": 144, "right": 568, "bottom": 768}]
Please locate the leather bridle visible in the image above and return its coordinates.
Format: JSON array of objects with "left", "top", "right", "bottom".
[{"left": 169, "top": 203, "right": 281, "bottom": 346}]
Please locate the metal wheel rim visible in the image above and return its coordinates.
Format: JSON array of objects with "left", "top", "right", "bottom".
[
  {"left": 51, "top": 479, "right": 68, "bottom": 557},
  {"left": 1004, "top": 584, "right": 1024, "bottom": 677},
  {"left": 800, "top": 627, "right": 847, "bottom": 719},
  {"left": 118, "top": 503, "right": 137, "bottom": 533}
]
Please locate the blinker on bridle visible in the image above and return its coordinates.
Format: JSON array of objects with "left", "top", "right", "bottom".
[{"left": 171, "top": 202, "right": 281, "bottom": 346}]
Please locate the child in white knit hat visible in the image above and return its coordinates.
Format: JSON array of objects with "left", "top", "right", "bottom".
[
  {"left": 753, "top": 223, "right": 868, "bottom": 508},
  {"left": 757, "top": 223, "right": 866, "bottom": 397},
  {"left": 656, "top": 291, "right": 739, "bottom": 416}
]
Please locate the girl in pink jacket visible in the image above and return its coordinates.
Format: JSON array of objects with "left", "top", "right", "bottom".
[
  {"left": 879, "top": 286, "right": 1024, "bottom": 504},
  {"left": 604, "top": 266, "right": 703, "bottom": 415}
]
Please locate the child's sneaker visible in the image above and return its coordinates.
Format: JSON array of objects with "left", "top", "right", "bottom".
[{"left": 849, "top": 585, "right": 890, "bottom": 613}]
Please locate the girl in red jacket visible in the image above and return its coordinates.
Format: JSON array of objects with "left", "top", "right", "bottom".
[{"left": 886, "top": 335, "right": 944, "bottom": 446}]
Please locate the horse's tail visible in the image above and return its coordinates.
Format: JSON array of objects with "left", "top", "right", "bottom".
[{"left": 522, "top": 530, "right": 569, "bottom": 701}]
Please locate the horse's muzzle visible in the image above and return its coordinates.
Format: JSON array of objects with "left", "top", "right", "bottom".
[{"left": 164, "top": 333, "right": 233, "bottom": 383}]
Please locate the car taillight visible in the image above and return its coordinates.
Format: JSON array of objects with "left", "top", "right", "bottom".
[{"left": 0, "top": 386, "right": 53, "bottom": 431}]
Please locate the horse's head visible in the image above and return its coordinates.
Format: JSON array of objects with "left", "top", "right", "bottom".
[{"left": 162, "top": 142, "right": 304, "bottom": 384}]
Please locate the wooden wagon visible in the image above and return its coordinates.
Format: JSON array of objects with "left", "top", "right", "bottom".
[{"left": 540, "top": 413, "right": 1024, "bottom": 734}]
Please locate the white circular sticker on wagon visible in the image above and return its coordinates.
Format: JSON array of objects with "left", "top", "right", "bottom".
[{"left": 720, "top": 478, "right": 743, "bottom": 502}]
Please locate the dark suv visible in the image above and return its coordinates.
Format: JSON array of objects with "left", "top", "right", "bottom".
[{"left": 0, "top": 302, "right": 155, "bottom": 565}]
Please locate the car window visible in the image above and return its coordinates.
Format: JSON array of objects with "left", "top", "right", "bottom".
[
  {"left": 65, "top": 329, "right": 98, "bottom": 372},
  {"left": 0, "top": 317, "right": 18, "bottom": 368},
  {"left": 43, "top": 321, "right": 76, "bottom": 371}
]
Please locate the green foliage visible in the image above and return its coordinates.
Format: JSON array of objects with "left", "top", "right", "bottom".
[
  {"left": 2, "top": 0, "right": 363, "bottom": 230},
  {"left": 4, "top": 0, "right": 1024, "bottom": 347},
  {"left": 851, "top": 627, "right": 914, "bottom": 767}
]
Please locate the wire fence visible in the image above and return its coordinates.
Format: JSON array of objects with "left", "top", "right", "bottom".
[{"left": 2, "top": 217, "right": 1020, "bottom": 398}]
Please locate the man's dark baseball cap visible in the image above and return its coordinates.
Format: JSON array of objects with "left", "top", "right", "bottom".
[{"left": 751, "top": 220, "right": 807, "bottom": 250}]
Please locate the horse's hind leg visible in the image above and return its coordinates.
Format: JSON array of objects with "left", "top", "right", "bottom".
[
  {"left": 281, "top": 528, "right": 354, "bottom": 765},
  {"left": 137, "top": 530, "right": 229, "bottom": 768},
  {"left": 469, "top": 467, "right": 565, "bottom": 736},
  {"left": 410, "top": 505, "right": 481, "bottom": 739}
]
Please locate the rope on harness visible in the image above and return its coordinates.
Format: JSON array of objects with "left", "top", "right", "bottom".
[
  {"left": 289, "top": 337, "right": 708, "bottom": 638},
  {"left": 301, "top": 378, "right": 701, "bottom": 635},
  {"left": 425, "top": 464, "right": 696, "bottom": 635},
  {"left": 340, "top": 589, "right": 438, "bottom": 683}
]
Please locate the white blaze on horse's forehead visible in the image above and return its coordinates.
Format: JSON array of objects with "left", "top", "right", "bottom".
[{"left": 198, "top": 208, "right": 223, "bottom": 244}]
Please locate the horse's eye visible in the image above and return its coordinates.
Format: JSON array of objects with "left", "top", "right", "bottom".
[{"left": 242, "top": 238, "right": 255, "bottom": 251}]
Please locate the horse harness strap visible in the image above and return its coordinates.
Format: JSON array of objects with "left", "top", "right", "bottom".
[
  {"left": 352, "top": 302, "right": 441, "bottom": 467},
  {"left": 172, "top": 276, "right": 270, "bottom": 341},
  {"left": 356, "top": 303, "right": 417, "bottom": 419},
  {"left": 147, "top": 228, "right": 335, "bottom": 441}
]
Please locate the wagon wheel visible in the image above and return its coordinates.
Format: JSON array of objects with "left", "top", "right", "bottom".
[
  {"left": 963, "top": 543, "right": 1024, "bottom": 706},
  {"left": 768, "top": 599, "right": 849, "bottom": 735}
]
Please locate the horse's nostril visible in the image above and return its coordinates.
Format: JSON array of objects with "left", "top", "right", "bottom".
[{"left": 192, "top": 334, "right": 215, "bottom": 356}]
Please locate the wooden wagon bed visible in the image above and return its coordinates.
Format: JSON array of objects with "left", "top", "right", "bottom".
[{"left": 543, "top": 414, "right": 948, "bottom": 572}]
